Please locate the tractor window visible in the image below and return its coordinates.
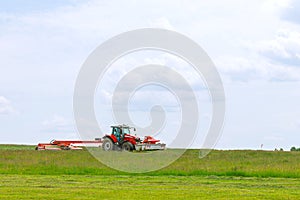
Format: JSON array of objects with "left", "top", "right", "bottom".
[
  {"left": 112, "top": 128, "right": 117, "bottom": 135},
  {"left": 112, "top": 128, "right": 120, "bottom": 136},
  {"left": 112, "top": 127, "right": 122, "bottom": 142},
  {"left": 123, "top": 128, "right": 130, "bottom": 135}
]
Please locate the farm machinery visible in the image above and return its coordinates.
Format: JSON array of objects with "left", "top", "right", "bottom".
[
  {"left": 35, "top": 139, "right": 102, "bottom": 150},
  {"left": 36, "top": 124, "right": 166, "bottom": 151},
  {"left": 102, "top": 124, "right": 166, "bottom": 151}
]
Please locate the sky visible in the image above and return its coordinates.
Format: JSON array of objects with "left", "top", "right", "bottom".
[{"left": 0, "top": 0, "right": 300, "bottom": 150}]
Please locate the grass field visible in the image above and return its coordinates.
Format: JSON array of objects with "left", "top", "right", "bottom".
[{"left": 1, "top": 145, "right": 300, "bottom": 199}]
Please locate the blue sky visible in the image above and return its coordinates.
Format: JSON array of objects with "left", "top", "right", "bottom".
[
  {"left": 0, "top": 0, "right": 300, "bottom": 150},
  {"left": 0, "top": 0, "right": 80, "bottom": 13}
]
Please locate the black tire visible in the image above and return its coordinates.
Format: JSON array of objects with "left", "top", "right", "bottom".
[
  {"left": 62, "top": 146, "right": 70, "bottom": 150},
  {"left": 102, "top": 138, "right": 114, "bottom": 151},
  {"left": 122, "top": 142, "right": 133, "bottom": 152}
]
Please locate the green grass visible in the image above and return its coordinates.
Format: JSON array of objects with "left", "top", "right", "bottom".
[
  {"left": 1, "top": 145, "right": 300, "bottom": 199},
  {"left": 1, "top": 175, "right": 300, "bottom": 200},
  {"left": 1, "top": 147, "right": 299, "bottom": 178},
  {"left": 0, "top": 144, "right": 35, "bottom": 150}
]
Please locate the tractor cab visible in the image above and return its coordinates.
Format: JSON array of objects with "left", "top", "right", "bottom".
[{"left": 111, "top": 125, "right": 136, "bottom": 143}]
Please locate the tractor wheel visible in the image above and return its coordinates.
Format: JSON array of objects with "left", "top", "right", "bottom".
[
  {"left": 122, "top": 142, "right": 133, "bottom": 152},
  {"left": 62, "top": 146, "right": 70, "bottom": 150},
  {"left": 102, "top": 138, "right": 114, "bottom": 151}
]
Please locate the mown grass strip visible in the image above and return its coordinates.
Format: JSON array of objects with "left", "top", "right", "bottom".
[{"left": 0, "top": 175, "right": 300, "bottom": 200}]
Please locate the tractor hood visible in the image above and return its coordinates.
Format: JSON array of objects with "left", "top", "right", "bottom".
[{"left": 124, "top": 134, "right": 141, "bottom": 142}]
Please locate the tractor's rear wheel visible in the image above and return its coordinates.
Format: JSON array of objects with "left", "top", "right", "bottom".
[
  {"left": 122, "top": 142, "right": 134, "bottom": 152},
  {"left": 102, "top": 138, "right": 114, "bottom": 151}
]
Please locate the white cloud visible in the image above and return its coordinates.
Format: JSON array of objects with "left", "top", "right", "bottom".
[
  {"left": 261, "top": 0, "right": 291, "bottom": 13},
  {"left": 0, "top": 0, "right": 298, "bottom": 84},
  {"left": 214, "top": 27, "right": 300, "bottom": 82},
  {"left": 0, "top": 96, "right": 17, "bottom": 115},
  {"left": 216, "top": 54, "right": 300, "bottom": 82},
  {"left": 297, "top": 121, "right": 300, "bottom": 128},
  {"left": 149, "top": 17, "right": 174, "bottom": 30},
  {"left": 41, "top": 115, "right": 75, "bottom": 133},
  {"left": 247, "top": 29, "right": 300, "bottom": 63}
]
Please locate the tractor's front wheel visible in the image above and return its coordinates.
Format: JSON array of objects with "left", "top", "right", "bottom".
[
  {"left": 122, "top": 142, "right": 134, "bottom": 152},
  {"left": 102, "top": 138, "right": 114, "bottom": 151}
]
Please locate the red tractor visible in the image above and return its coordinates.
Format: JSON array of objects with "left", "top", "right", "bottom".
[{"left": 102, "top": 124, "right": 166, "bottom": 151}]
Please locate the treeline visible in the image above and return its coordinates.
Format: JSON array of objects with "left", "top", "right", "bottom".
[{"left": 290, "top": 147, "right": 300, "bottom": 151}]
